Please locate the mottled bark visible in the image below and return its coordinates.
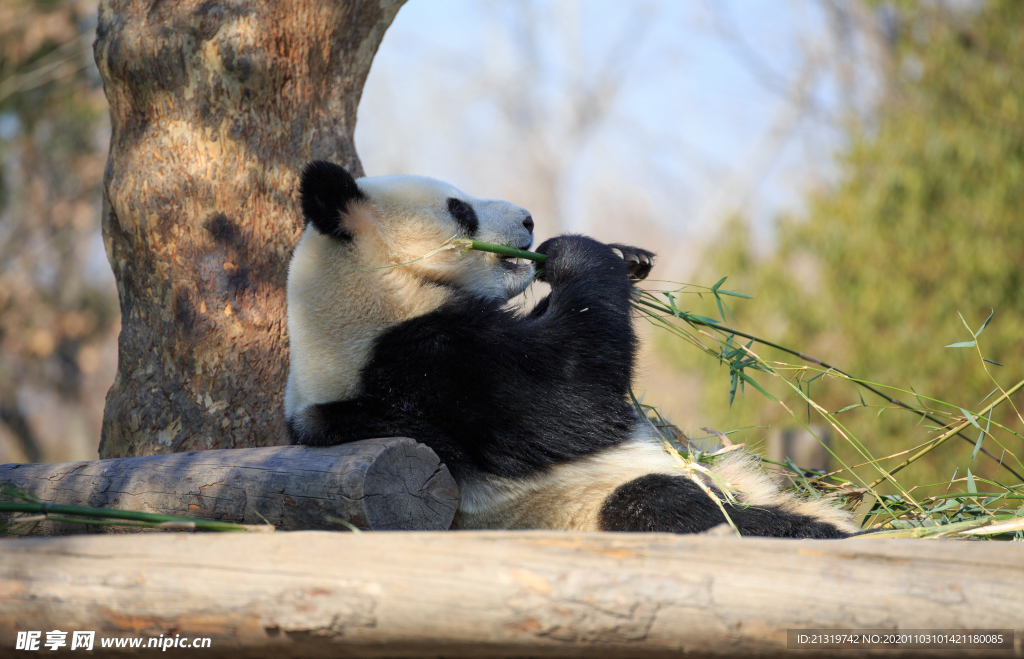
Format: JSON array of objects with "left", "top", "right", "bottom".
[
  {"left": 0, "top": 438, "right": 459, "bottom": 534},
  {"left": 94, "top": 0, "right": 405, "bottom": 458}
]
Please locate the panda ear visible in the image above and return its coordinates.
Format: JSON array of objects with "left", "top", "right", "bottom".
[{"left": 299, "top": 161, "right": 367, "bottom": 240}]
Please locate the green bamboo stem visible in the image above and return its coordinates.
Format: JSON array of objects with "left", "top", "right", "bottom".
[
  {"left": 927, "top": 493, "right": 1024, "bottom": 500},
  {"left": 867, "top": 376, "right": 1024, "bottom": 489},
  {"left": 860, "top": 516, "right": 996, "bottom": 539},
  {"left": 0, "top": 501, "right": 271, "bottom": 532},
  {"left": 637, "top": 296, "right": 1024, "bottom": 483},
  {"left": 9, "top": 515, "right": 202, "bottom": 530},
  {"left": 455, "top": 239, "right": 546, "bottom": 262},
  {"left": 455, "top": 243, "right": 1024, "bottom": 485}
]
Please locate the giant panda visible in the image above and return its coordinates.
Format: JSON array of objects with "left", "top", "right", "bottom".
[{"left": 285, "top": 160, "right": 857, "bottom": 538}]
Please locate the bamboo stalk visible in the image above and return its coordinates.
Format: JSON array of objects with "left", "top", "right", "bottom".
[
  {"left": 454, "top": 239, "right": 546, "bottom": 262},
  {"left": 459, "top": 241, "right": 1024, "bottom": 486},
  {"left": 867, "top": 377, "right": 1024, "bottom": 488},
  {"left": 0, "top": 501, "right": 271, "bottom": 533},
  {"left": 637, "top": 295, "right": 1024, "bottom": 483}
]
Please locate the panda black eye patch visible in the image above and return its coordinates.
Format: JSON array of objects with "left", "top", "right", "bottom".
[{"left": 447, "top": 198, "right": 479, "bottom": 235}]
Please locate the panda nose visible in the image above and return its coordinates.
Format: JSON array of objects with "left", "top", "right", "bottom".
[{"left": 523, "top": 216, "right": 534, "bottom": 234}]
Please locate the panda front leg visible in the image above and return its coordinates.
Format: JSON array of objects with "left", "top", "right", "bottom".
[
  {"left": 506, "top": 235, "right": 853, "bottom": 538},
  {"left": 526, "top": 235, "right": 652, "bottom": 363},
  {"left": 598, "top": 473, "right": 852, "bottom": 539},
  {"left": 527, "top": 237, "right": 851, "bottom": 539}
]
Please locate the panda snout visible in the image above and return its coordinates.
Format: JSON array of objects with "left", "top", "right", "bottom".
[{"left": 522, "top": 216, "right": 534, "bottom": 234}]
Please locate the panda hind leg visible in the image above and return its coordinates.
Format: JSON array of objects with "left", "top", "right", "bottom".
[{"left": 598, "top": 474, "right": 850, "bottom": 539}]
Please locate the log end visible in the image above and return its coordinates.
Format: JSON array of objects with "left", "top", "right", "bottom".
[{"left": 360, "top": 438, "right": 460, "bottom": 531}]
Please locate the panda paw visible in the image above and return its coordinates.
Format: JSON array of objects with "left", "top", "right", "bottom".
[
  {"left": 535, "top": 236, "right": 656, "bottom": 285},
  {"left": 608, "top": 244, "right": 655, "bottom": 281},
  {"left": 535, "top": 235, "right": 600, "bottom": 285}
]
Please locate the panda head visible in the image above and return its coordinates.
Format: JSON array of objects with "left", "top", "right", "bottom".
[
  {"left": 297, "top": 161, "right": 536, "bottom": 302},
  {"left": 285, "top": 162, "right": 536, "bottom": 414}
]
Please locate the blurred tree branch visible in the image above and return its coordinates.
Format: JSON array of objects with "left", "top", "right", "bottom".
[{"left": 0, "top": 0, "right": 113, "bottom": 464}]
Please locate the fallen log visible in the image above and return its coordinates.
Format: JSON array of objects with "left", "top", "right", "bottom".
[
  {"left": 0, "top": 531, "right": 1020, "bottom": 658},
  {"left": 0, "top": 438, "right": 458, "bottom": 534}
]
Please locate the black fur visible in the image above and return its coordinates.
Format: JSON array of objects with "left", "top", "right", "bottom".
[
  {"left": 290, "top": 235, "right": 642, "bottom": 479},
  {"left": 288, "top": 231, "right": 848, "bottom": 539},
  {"left": 447, "top": 197, "right": 479, "bottom": 235},
  {"left": 598, "top": 474, "right": 849, "bottom": 538},
  {"left": 299, "top": 161, "right": 366, "bottom": 240}
]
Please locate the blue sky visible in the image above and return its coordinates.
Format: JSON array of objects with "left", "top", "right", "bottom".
[{"left": 356, "top": 0, "right": 869, "bottom": 255}]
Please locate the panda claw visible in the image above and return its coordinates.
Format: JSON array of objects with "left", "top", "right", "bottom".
[{"left": 608, "top": 243, "right": 655, "bottom": 280}]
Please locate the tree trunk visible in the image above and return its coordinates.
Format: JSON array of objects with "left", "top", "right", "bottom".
[
  {"left": 94, "top": 0, "right": 405, "bottom": 458},
  {"left": 0, "top": 438, "right": 459, "bottom": 534},
  {"left": 1, "top": 533, "right": 1020, "bottom": 658}
]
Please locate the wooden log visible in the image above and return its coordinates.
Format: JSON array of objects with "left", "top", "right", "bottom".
[
  {"left": 0, "top": 438, "right": 458, "bottom": 534},
  {"left": 0, "top": 532, "right": 1020, "bottom": 658}
]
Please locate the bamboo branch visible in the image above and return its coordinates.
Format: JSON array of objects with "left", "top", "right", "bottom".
[
  {"left": 637, "top": 295, "right": 1024, "bottom": 483},
  {"left": 0, "top": 500, "right": 267, "bottom": 533},
  {"left": 867, "top": 377, "right": 1024, "bottom": 488},
  {"left": 457, "top": 242, "right": 1024, "bottom": 485},
  {"left": 454, "top": 239, "right": 547, "bottom": 261}
]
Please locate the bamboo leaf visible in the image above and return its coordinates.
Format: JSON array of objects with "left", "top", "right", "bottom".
[
  {"left": 945, "top": 340, "right": 977, "bottom": 348},
  {"left": 0, "top": 483, "right": 41, "bottom": 503},
  {"left": 684, "top": 314, "right": 722, "bottom": 326},
  {"left": 734, "top": 369, "right": 777, "bottom": 401},
  {"left": 715, "top": 293, "right": 727, "bottom": 323},
  {"left": 960, "top": 407, "right": 981, "bottom": 430},
  {"left": 966, "top": 469, "right": 977, "bottom": 495},
  {"left": 979, "top": 386, "right": 1000, "bottom": 404},
  {"left": 974, "top": 308, "right": 994, "bottom": 337},
  {"left": 715, "top": 289, "right": 753, "bottom": 299},
  {"left": 972, "top": 410, "right": 993, "bottom": 462},
  {"left": 972, "top": 432, "right": 984, "bottom": 461},
  {"left": 929, "top": 500, "right": 959, "bottom": 513},
  {"left": 721, "top": 297, "right": 738, "bottom": 324},
  {"left": 710, "top": 276, "right": 728, "bottom": 292},
  {"left": 835, "top": 403, "right": 861, "bottom": 414}
]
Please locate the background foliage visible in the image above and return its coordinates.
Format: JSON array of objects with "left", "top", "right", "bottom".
[
  {"left": 0, "top": 0, "right": 115, "bottom": 464},
  {"left": 662, "top": 0, "right": 1024, "bottom": 494},
  {"left": 0, "top": 0, "right": 1021, "bottom": 502}
]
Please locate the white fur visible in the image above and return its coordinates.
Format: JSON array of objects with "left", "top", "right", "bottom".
[
  {"left": 454, "top": 431, "right": 680, "bottom": 531},
  {"left": 710, "top": 451, "right": 860, "bottom": 533},
  {"left": 287, "top": 173, "right": 856, "bottom": 535},
  {"left": 454, "top": 427, "right": 858, "bottom": 533},
  {"left": 286, "top": 176, "right": 534, "bottom": 417}
]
